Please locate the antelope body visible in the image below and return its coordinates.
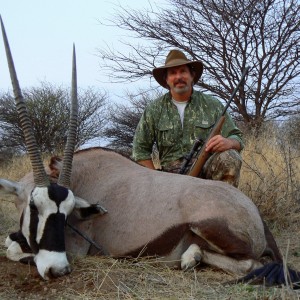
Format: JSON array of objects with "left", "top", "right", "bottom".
[
  {"left": 2, "top": 147, "right": 281, "bottom": 275},
  {"left": 53, "top": 147, "right": 279, "bottom": 272}
]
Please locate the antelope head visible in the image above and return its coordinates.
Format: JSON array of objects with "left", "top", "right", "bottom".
[{"left": 1, "top": 16, "right": 78, "bottom": 279}]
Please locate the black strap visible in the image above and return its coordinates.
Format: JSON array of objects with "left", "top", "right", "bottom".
[{"left": 67, "top": 222, "right": 107, "bottom": 255}]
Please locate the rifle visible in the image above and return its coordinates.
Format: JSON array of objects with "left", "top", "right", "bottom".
[{"left": 179, "top": 67, "right": 249, "bottom": 177}]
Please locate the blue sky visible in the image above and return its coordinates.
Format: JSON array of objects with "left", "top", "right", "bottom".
[{"left": 0, "top": 0, "right": 164, "bottom": 99}]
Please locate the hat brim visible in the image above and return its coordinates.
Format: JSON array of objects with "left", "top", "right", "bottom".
[{"left": 152, "top": 60, "right": 203, "bottom": 88}]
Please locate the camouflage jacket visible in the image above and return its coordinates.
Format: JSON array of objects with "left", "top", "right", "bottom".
[{"left": 132, "top": 90, "right": 244, "bottom": 168}]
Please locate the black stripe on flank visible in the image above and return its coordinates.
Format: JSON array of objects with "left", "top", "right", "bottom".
[
  {"left": 192, "top": 218, "right": 256, "bottom": 259},
  {"left": 123, "top": 224, "right": 189, "bottom": 257},
  {"left": 39, "top": 213, "right": 66, "bottom": 252}
]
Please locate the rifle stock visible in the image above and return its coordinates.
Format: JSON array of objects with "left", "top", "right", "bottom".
[{"left": 187, "top": 116, "right": 225, "bottom": 177}]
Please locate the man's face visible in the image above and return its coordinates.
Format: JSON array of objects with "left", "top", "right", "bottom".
[{"left": 166, "top": 65, "right": 194, "bottom": 95}]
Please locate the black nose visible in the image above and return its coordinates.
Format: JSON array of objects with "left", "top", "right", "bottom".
[{"left": 49, "top": 265, "right": 72, "bottom": 278}]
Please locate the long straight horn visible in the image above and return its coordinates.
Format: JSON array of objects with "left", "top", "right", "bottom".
[
  {"left": 0, "top": 16, "right": 49, "bottom": 187},
  {"left": 57, "top": 44, "right": 78, "bottom": 188}
]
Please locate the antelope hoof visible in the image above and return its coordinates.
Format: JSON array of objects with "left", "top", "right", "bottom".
[{"left": 181, "top": 244, "right": 202, "bottom": 271}]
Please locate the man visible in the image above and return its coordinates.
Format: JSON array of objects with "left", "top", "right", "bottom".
[{"left": 132, "top": 49, "right": 244, "bottom": 187}]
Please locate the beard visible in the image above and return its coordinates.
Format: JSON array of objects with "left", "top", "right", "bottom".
[{"left": 173, "top": 85, "right": 190, "bottom": 94}]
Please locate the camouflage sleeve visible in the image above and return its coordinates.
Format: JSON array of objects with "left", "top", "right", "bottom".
[
  {"left": 131, "top": 107, "right": 156, "bottom": 161},
  {"left": 222, "top": 111, "right": 244, "bottom": 150}
]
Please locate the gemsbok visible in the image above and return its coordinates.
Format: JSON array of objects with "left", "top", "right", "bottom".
[
  {"left": 0, "top": 17, "right": 299, "bottom": 288},
  {"left": 0, "top": 17, "right": 106, "bottom": 279}
]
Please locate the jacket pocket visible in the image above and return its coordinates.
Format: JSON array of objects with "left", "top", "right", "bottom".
[
  {"left": 194, "top": 121, "right": 215, "bottom": 141},
  {"left": 157, "top": 122, "right": 178, "bottom": 146}
]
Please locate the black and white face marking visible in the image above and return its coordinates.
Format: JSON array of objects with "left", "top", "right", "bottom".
[{"left": 21, "top": 183, "right": 75, "bottom": 280}]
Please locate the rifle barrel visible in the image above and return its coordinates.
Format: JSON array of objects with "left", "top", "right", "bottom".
[{"left": 221, "top": 67, "right": 249, "bottom": 116}]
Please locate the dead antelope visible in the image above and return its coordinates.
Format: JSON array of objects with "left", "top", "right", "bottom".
[
  {"left": 0, "top": 17, "right": 106, "bottom": 279},
  {"left": 0, "top": 17, "right": 299, "bottom": 289}
]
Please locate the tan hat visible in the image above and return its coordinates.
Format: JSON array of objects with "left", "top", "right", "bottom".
[{"left": 152, "top": 49, "right": 203, "bottom": 88}]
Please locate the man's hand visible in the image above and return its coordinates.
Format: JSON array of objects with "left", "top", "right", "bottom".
[{"left": 205, "top": 135, "right": 241, "bottom": 152}]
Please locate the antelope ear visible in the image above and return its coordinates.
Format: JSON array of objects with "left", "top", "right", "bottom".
[
  {"left": 73, "top": 196, "right": 107, "bottom": 220},
  {"left": 0, "top": 179, "right": 21, "bottom": 196}
]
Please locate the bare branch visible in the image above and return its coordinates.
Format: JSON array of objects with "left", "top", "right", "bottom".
[{"left": 97, "top": 0, "right": 300, "bottom": 127}]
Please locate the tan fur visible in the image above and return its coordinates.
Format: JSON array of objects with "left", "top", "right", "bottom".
[{"left": 14, "top": 148, "right": 281, "bottom": 274}]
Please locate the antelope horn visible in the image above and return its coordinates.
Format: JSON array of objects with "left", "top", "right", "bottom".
[
  {"left": 57, "top": 44, "right": 78, "bottom": 188},
  {"left": 0, "top": 16, "right": 49, "bottom": 187}
]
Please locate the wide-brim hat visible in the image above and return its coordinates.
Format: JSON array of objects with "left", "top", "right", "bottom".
[{"left": 152, "top": 49, "right": 203, "bottom": 88}]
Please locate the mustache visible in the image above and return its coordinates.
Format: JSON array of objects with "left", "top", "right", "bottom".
[{"left": 174, "top": 79, "right": 187, "bottom": 85}]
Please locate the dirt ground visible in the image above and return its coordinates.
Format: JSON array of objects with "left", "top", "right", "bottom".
[{"left": 0, "top": 228, "right": 300, "bottom": 300}]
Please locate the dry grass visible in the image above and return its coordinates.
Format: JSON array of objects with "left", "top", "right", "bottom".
[
  {"left": 0, "top": 156, "right": 33, "bottom": 235},
  {"left": 0, "top": 252, "right": 299, "bottom": 299},
  {"left": 0, "top": 155, "right": 32, "bottom": 180},
  {"left": 0, "top": 156, "right": 32, "bottom": 228},
  {"left": 240, "top": 130, "right": 300, "bottom": 229},
  {"left": 0, "top": 136, "right": 300, "bottom": 299}
]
